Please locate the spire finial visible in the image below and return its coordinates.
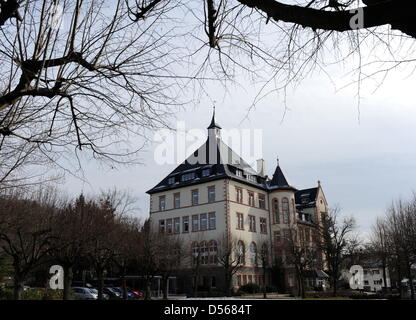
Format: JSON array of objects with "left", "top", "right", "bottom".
[
  {"left": 276, "top": 156, "right": 280, "bottom": 167},
  {"left": 207, "top": 103, "right": 221, "bottom": 130}
]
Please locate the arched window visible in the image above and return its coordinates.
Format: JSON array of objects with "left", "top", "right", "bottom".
[
  {"left": 249, "top": 242, "right": 257, "bottom": 266},
  {"left": 192, "top": 241, "right": 199, "bottom": 266},
  {"left": 208, "top": 240, "right": 218, "bottom": 264},
  {"left": 237, "top": 240, "right": 245, "bottom": 265},
  {"left": 261, "top": 243, "right": 268, "bottom": 266},
  {"left": 200, "top": 241, "right": 208, "bottom": 265},
  {"left": 282, "top": 198, "right": 290, "bottom": 224},
  {"left": 272, "top": 198, "right": 280, "bottom": 224}
]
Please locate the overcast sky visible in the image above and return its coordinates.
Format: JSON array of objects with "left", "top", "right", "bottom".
[{"left": 60, "top": 49, "right": 416, "bottom": 242}]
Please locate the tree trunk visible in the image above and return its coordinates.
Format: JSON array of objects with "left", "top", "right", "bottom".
[
  {"left": 262, "top": 265, "right": 267, "bottom": 299},
  {"left": 121, "top": 274, "right": 128, "bottom": 300},
  {"left": 193, "top": 274, "right": 199, "bottom": 297},
  {"left": 13, "top": 276, "right": 23, "bottom": 300},
  {"left": 162, "top": 276, "right": 169, "bottom": 300},
  {"left": 381, "top": 258, "right": 388, "bottom": 293},
  {"left": 63, "top": 265, "right": 73, "bottom": 300},
  {"left": 225, "top": 272, "right": 232, "bottom": 297},
  {"left": 97, "top": 268, "right": 104, "bottom": 300},
  {"left": 406, "top": 260, "right": 414, "bottom": 300}
]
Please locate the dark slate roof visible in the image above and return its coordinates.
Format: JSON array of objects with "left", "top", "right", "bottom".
[
  {"left": 295, "top": 187, "right": 319, "bottom": 208},
  {"left": 268, "top": 165, "right": 297, "bottom": 191},
  {"left": 146, "top": 136, "right": 267, "bottom": 194},
  {"left": 303, "top": 269, "right": 329, "bottom": 279}
]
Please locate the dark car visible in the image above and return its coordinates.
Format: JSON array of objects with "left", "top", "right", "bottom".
[{"left": 103, "top": 287, "right": 122, "bottom": 300}]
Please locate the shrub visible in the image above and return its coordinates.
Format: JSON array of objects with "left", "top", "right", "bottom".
[{"left": 239, "top": 283, "right": 261, "bottom": 294}]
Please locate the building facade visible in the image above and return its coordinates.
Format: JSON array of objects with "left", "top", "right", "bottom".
[{"left": 147, "top": 111, "right": 329, "bottom": 294}]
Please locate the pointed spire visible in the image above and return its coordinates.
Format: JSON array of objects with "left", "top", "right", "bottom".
[{"left": 207, "top": 105, "right": 222, "bottom": 129}]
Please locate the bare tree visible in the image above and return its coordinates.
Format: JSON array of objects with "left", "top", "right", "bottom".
[
  {"left": 0, "top": 0, "right": 189, "bottom": 187},
  {"left": 370, "top": 218, "right": 390, "bottom": 292},
  {"left": 154, "top": 234, "right": 182, "bottom": 299},
  {"left": 0, "top": 187, "right": 58, "bottom": 300},
  {"left": 283, "top": 226, "right": 319, "bottom": 298},
  {"left": 316, "top": 206, "right": 355, "bottom": 297},
  {"left": 217, "top": 233, "right": 245, "bottom": 297},
  {"left": 258, "top": 241, "right": 269, "bottom": 299}
]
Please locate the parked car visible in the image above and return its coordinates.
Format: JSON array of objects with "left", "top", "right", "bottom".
[
  {"left": 125, "top": 287, "right": 143, "bottom": 298},
  {"left": 72, "top": 287, "right": 97, "bottom": 300},
  {"left": 88, "top": 288, "right": 109, "bottom": 300},
  {"left": 112, "top": 287, "right": 138, "bottom": 299},
  {"left": 103, "top": 287, "right": 122, "bottom": 300}
]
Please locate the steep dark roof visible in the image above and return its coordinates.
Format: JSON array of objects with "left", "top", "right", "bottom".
[
  {"left": 295, "top": 187, "right": 319, "bottom": 208},
  {"left": 268, "top": 165, "right": 296, "bottom": 191},
  {"left": 146, "top": 136, "right": 266, "bottom": 194}
]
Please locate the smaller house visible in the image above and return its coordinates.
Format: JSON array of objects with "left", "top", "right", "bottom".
[{"left": 361, "top": 262, "right": 391, "bottom": 292}]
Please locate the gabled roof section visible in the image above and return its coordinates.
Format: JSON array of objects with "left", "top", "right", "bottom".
[
  {"left": 146, "top": 135, "right": 265, "bottom": 194},
  {"left": 295, "top": 187, "right": 319, "bottom": 208}
]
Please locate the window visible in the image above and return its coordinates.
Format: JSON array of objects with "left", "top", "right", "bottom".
[
  {"left": 236, "top": 169, "right": 243, "bottom": 177},
  {"left": 236, "top": 188, "right": 243, "bottom": 203},
  {"left": 274, "top": 231, "right": 281, "bottom": 243},
  {"left": 305, "top": 228, "right": 310, "bottom": 242},
  {"left": 166, "top": 219, "right": 173, "bottom": 234},
  {"left": 260, "top": 218, "right": 267, "bottom": 234},
  {"left": 209, "top": 240, "right": 218, "bottom": 264},
  {"left": 208, "top": 212, "right": 216, "bottom": 230},
  {"left": 181, "top": 172, "right": 195, "bottom": 181},
  {"left": 168, "top": 177, "right": 175, "bottom": 184},
  {"left": 200, "top": 241, "right": 208, "bottom": 265},
  {"left": 174, "top": 193, "right": 180, "bottom": 209},
  {"left": 373, "top": 270, "right": 380, "bottom": 275},
  {"left": 283, "top": 229, "right": 290, "bottom": 242},
  {"left": 174, "top": 217, "right": 180, "bottom": 234},
  {"left": 200, "top": 213, "right": 207, "bottom": 231},
  {"left": 191, "top": 190, "right": 199, "bottom": 205},
  {"left": 192, "top": 242, "right": 199, "bottom": 265},
  {"left": 159, "top": 220, "right": 165, "bottom": 233},
  {"left": 248, "top": 215, "right": 256, "bottom": 232},
  {"left": 364, "top": 280, "right": 369, "bottom": 285},
  {"left": 261, "top": 243, "right": 268, "bottom": 265},
  {"left": 202, "top": 169, "right": 210, "bottom": 177},
  {"left": 208, "top": 186, "right": 215, "bottom": 202},
  {"left": 237, "top": 241, "right": 245, "bottom": 265},
  {"left": 237, "top": 213, "right": 244, "bottom": 230},
  {"left": 182, "top": 216, "right": 189, "bottom": 233},
  {"left": 192, "top": 215, "right": 199, "bottom": 231},
  {"left": 282, "top": 198, "right": 290, "bottom": 224},
  {"left": 159, "top": 196, "right": 166, "bottom": 211},
  {"left": 272, "top": 198, "right": 280, "bottom": 224},
  {"left": 249, "top": 242, "right": 257, "bottom": 266},
  {"left": 248, "top": 192, "right": 255, "bottom": 206},
  {"left": 247, "top": 175, "right": 256, "bottom": 182},
  {"left": 258, "top": 194, "right": 266, "bottom": 209}
]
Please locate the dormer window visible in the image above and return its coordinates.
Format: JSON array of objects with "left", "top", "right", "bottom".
[
  {"left": 181, "top": 172, "right": 195, "bottom": 182},
  {"left": 202, "top": 169, "right": 210, "bottom": 177},
  {"left": 236, "top": 170, "right": 243, "bottom": 177},
  {"left": 246, "top": 174, "right": 256, "bottom": 182},
  {"left": 168, "top": 177, "right": 175, "bottom": 184}
]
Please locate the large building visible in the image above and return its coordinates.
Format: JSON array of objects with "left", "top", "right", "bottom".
[{"left": 147, "top": 111, "right": 329, "bottom": 294}]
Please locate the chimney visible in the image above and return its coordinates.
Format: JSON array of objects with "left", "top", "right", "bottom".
[{"left": 256, "top": 159, "right": 266, "bottom": 177}]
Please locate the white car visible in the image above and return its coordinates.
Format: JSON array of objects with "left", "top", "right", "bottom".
[{"left": 72, "top": 287, "right": 97, "bottom": 300}]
